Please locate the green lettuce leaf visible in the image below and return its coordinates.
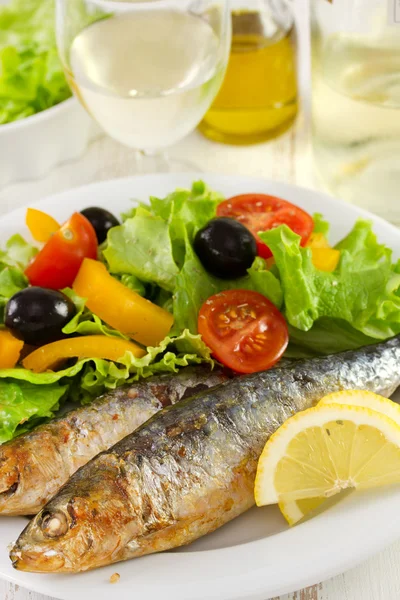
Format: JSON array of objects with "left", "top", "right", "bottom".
[
  {"left": 0, "top": 0, "right": 72, "bottom": 125},
  {"left": 0, "top": 235, "right": 35, "bottom": 322},
  {"left": 149, "top": 180, "right": 223, "bottom": 225},
  {"left": 151, "top": 287, "right": 173, "bottom": 312},
  {"left": 0, "top": 266, "right": 28, "bottom": 323},
  {"left": 0, "top": 266, "right": 27, "bottom": 298},
  {"left": 150, "top": 180, "right": 223, "bottom": 267},
  {"left": 104, "top": 182, "right": 223, "bottom": 289},
  {"left": 286, "top": 318, "right": 377, "bottom": 358},
  {"left": 312, "top": 213, "right": 330, "bottom": 237},
  {"left": 261, "top": 220, "right": 400, "bottom": 341},
  {"left": 0, "top": 234, "right": 37, "bottom": 270},
  {"left": 116, "top": 273, "right": 146, "bottom": 297},
  {"left": 0, "top": 379, "right": 68, "bottom": 443},
  {"left": 120, "top": 202, "right": 149, "bottom": 222},
  {"left": 104, "top": 211, "right": 179, "bottom": 292}
]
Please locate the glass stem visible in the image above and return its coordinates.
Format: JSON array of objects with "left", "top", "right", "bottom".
[{"left": 137, "top": 149, "right": 170, "bottom": 173}]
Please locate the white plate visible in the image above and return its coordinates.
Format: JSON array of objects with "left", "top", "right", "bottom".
[{"left": 0, "top": 173, "right": 400, "bottom": 600}]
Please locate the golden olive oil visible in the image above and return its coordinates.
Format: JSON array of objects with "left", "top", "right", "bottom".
[{"left": 199, "top": 10, "right": 298, "bottom": 145}]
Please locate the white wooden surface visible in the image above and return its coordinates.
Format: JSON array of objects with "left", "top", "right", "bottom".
[{"left": 2, "top": 2, "right": 400, "bottom": 598}]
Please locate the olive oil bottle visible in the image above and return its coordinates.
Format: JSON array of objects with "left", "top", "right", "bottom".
[{"left": 199, "top": 8, "right": 298, "bottom": 145}]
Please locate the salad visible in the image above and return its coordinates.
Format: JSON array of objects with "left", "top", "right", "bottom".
[
  {"left": 0, "top": 0, "right": 71, "bottom": 124},
  {"left": 0, "top": 180, "right": 399, "bottom": 443}
]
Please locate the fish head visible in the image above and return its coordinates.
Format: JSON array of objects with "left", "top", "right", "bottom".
[
  {"left": 0, "top": 431, "right": 69, "bottom": 516},
  {"left": 0, "top": 442, "right": 22, "bottom": 513},
  {"left": 10, "top": 454, "right": 143, "bottom": 572}
]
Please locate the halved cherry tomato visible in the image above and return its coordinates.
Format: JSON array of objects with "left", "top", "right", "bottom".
[
  {"left": 198, "top": 289, "right": 288, "bottom": 374},
  {"left": 217, "top": 194, "right": 314, "bottom": 259},
  {"left": 25, "top": 213, "right": 97, "bottom": 290}
]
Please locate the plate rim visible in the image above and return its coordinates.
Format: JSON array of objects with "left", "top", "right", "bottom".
[
  {"left": 1, "top": 172, "right": 400, "bottom": 600},
  {"left": 1, "top": 170, "right": 398, "bottom": 231}
]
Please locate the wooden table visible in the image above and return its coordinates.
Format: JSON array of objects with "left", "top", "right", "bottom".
[{"left": 2, "top": 1, "right": 400, "bottom": 597}]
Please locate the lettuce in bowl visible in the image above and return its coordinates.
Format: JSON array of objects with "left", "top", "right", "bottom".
[{"left": 0, "top": 0, "right": 71, "bottom": 125}]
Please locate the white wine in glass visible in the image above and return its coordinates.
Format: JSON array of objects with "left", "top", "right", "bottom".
[{"left": 57, "top": 0, "right": 231, "bottom": 170}]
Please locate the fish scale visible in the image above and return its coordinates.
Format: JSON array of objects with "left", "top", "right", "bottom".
[
  {"left": 0, "top": 366, "right": 227, "bottom": 516},
  {"left": 11, "top": 335, "right": 400, "bottom": 572}
]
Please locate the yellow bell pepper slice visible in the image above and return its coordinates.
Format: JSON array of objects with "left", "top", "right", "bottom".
[
  {"left": 306, "top": 232, "right": 330, "bottom": 249},
  {"left": 306, "top": 232, "right": 340, "bottom": 272},
  {"left": 22, "top": 335, "right": 146, "bottom": 373},
  {"left": 311, "top": 248, "right": 341, "bottom": 272},
  {"left": 0, "top": 330, "right": 24, "bottom": 369},
  {"left": 73, "top": 258, "right": 174, "bottom": 347},
  {"left": 26, "top": 208, "right": 60, "bottom": 243}
]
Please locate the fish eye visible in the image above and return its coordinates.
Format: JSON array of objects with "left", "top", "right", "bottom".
[{"left": 40, "top": 510, "right": 69, "bottom": 538}]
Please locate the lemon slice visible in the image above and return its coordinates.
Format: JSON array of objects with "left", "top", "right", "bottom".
[
  {"left": 318, "top": 390, "right": 400, "bottom": 425},
  {"left": 255, "top": 404, "right": 400, "bottom": 508},
  {"left": 279, "top": 492, "right": 356, "bottom": 526},
  {"left": 277, "top": 391, "right": 400, "bottom": 526},
  {"left": 278, "top": 496, "right": 326, "bottom": 526}
]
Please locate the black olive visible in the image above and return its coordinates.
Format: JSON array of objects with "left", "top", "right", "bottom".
[
  {"left": 80, "top": 207, "right": 120, "bottom": 244},
  {"left": 194, "top": 217, "right": 257, "bottom": 279},
  {"left": 5, "top": 287, "right": 76, "bottom": 346}
]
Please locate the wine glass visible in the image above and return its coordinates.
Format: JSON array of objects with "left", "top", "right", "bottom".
[{"left": 56, "top": 0, "right": 231, "bottom": 172}]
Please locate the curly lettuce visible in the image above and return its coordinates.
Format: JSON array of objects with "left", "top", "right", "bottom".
[
  {"left": 0, "top": 0, "right": 71, "bottom": 125},
  {"left": 261, "top": 220, "right": 400, "bottom": 355},
  {"left": 0, "top": 380, "right": 68, "bottom": 443},
  {"left": 0, "top": 235, "right": 35, "bottom": 322},
  {"left": 0, "top": 328, "right": 212, "bottom": 407}
]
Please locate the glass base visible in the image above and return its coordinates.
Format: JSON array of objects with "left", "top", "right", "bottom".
[
  {"left": 136, "top": 151, "right": 200, "bottom": 173},
  {"left": 312, "top": 142, "right": 400, "bottom": 226}
]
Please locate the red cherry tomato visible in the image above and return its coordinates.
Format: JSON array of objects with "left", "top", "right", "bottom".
[
  {"left": 198, "top": 289, "right": 288, "bottom": 374},
  {"left": 25, "top": 213, "right": 98, "bottom": 290},
  {"left": 216, "top": 194, "right": 314, "bottom": 259}
]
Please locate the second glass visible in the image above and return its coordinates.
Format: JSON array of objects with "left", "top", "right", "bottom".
[
  {"left": 56, "top": 0, "right": 231, "bottom": 171},
  {"left": 311, "top": 0, "right": 400, "bottom": 223}
]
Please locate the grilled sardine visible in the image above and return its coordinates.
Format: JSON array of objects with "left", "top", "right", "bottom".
[
  {"left": 11, "top": 336, "right": 400, "bottom": 572},
  {"left": 0, "top": 366, "right": 228, "bottom": 516}
]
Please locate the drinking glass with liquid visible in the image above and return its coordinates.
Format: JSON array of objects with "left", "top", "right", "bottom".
[
  {"left": 312, "top": 0, "right": 400, "bottom": 223},
  {"left": 56, "top": 0, "right": 231, "bottom": 171},
  {"left": 199, "top": 0, "right": 298, "bottom": 145}
]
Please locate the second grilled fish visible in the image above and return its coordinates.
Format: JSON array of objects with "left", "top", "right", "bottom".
[
  {"left": 11, "top": 335, "right": 400, "bottom": 572},
  {"left": 0, "top": 366, "right": 228, "bottom": 516}
]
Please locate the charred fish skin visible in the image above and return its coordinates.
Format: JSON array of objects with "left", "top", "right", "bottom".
[
  {"left": 0, "top": 366, "right": 228, "bottom": 517},
  {"left": 11, "top": 335, "right": 400, "bottom": 573}
]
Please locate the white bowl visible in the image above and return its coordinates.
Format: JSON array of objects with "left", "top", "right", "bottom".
[{"left": 0, "top": 96, "right": 96, "bottom": 188}]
